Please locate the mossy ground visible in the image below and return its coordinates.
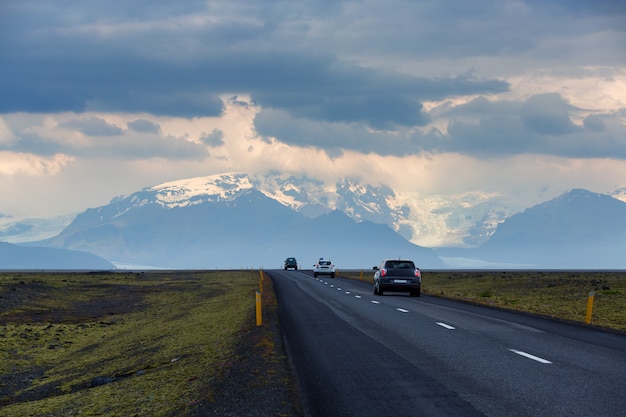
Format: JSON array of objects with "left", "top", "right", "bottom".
[
  {"left": 0, "top": 270, "right": 278, "bottom": 416},
  {"left": 342, "top": 269, "right": 626, "bottom": 332},
  {"left": 2, "top": 268, "right": 623, "bottom": 415}
]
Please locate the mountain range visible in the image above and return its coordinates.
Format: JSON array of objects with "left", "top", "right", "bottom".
[
  {"left": 38, "top": 174, "right": 445, "bottom": 269},
  {"left": 473, "top": 188, "right": 626, "bottom": 268},
  {"left": 2, "top": 173, "right": 510, "bottom": 248},
  {"left": 2, "top": 173, "right": 626, "bottom": 269}
]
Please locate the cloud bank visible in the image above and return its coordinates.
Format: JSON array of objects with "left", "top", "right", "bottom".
[{"left": 0, "top": 0, "right": 624, "bottom": 228}]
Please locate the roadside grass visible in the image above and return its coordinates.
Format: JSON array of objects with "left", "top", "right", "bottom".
[
  {"left": 0, "top": 271, "right": 259, "bottom": 416},
  {"left": 339, "top": 269, "right": 626, "bottom": 332},
  {"left": 3, "top": 268, "right": 624, "bottom": 415}
]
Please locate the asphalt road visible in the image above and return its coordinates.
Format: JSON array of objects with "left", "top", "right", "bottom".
[{"left": 269, "top": 270, "right": 626, "bottom": 417}]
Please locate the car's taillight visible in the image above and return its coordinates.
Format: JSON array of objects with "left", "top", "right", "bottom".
[
  {"left": 380, "top": 268, "right": 387, "bottom": 277},
  {"left": 415, "top": 269, "right": 421, "bottom": 278}
]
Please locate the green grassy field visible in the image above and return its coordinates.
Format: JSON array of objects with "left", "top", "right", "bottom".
[
  {"left": 0, "top": 270, "right": 262, "bottom": 416},
  {"left": 1, "top": 269, "right": 624, "bottom": 416},
  {"left": 340, "top": 269, "right": 626, "bottom": 332}
]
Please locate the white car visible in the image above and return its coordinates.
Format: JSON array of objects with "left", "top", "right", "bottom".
[{"left": 313, "top": 258, "right": 336, "bottom": 278}]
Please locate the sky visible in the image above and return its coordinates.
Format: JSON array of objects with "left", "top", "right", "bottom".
[{"left": 1, "top": 0, "right": 625, "bottom": 220}]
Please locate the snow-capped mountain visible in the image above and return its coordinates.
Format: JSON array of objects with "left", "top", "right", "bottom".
[
  {"left": 6, "top": 172, "right": 626, "bottom": 269},
  {"left": 255, "top": 174, "right": 511, "bottom": 247},
  {"left": 467, "top": 188, "right": 626, "bottom": 268},
  {"left": 35, "top": 171, "right": 516, "bottom": 268},
  {"left": 103, "top": 172, "right": 509, "bottom": 248},
  {"left": 611, "top": 188, "right": 626, "bottom": 203},
  {"left": 0, "top": 173, "right": 511, "bottom": 249},
  {"left": 42, "top": 178, "right": 444, "bottom": 269}
]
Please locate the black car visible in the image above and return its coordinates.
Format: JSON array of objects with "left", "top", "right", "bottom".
[
  {"left": 284, "top": 257, "right": 298, "bottom": 270},
  {"left": 373, "top": 259, "right": 421, "bottom": 297}
]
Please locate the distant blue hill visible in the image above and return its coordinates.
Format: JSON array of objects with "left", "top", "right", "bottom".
[
  {"left": 456, "top": 189, "right": 626, "bottom": 268},
  {"left": 0, "top": 241, "right": 114, "bottom": 270}
]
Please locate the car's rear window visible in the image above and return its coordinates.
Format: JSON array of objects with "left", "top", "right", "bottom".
[
  {"left": 320, "top": 260, "right": 331, "bottom": 265},
  {"left": 385, "top": 261, "right": 415, "bottom": 269}
]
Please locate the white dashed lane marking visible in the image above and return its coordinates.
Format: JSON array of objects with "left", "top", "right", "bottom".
[
  {"left": 509, "top": 349, "right": 552, "bottom": 364},
  {"left": 311, "top": 275, "right": 555, "bottom": 367}
]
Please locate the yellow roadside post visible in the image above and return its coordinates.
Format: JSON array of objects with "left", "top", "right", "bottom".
[
  {"left": 256, "top": 291, "right": 262, "bottom": 326},
  {"left": 360, "top": 270, "right": 363, "bottom": 280},
  {"left": 256, "top": 269, "right": 264, "bottom": 326},
  {"left": 585, "top": 291, "right": 595, "bottom": 324}
]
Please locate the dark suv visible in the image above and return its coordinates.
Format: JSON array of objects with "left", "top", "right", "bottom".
[
  {"left": 373, "top": 259, "right": 421, "bottom": 297},
  {"left": 284, "top": 257, "right": 298, "bottom": 270}
]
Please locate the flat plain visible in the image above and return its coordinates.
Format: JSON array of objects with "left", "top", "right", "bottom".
[
  {"left": 0, "top": 270, "right": 297, "bottom": 417},
  {"left": 1, "top": 269, "right": 624, "bottom": 416}
]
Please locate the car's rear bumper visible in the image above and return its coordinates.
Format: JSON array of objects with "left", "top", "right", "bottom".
[{"left": 379, "top": 282, "right": 420, "bottom": 292}]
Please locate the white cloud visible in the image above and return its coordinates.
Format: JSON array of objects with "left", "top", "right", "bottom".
[
  {"left": 506, "top": 67, "right": 626, "bottom": 112},
  {"left": 0, "top": 118, "right": 15, "bottom": 146},
  {"left": 0, "top": 151, "right": 73, "bottom": 176}
]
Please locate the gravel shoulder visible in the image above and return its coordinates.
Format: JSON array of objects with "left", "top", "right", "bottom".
[{"left": 186, "top": 273, "right": 303, "bottom": 417}]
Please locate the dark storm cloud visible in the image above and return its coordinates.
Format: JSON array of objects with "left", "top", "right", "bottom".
[
  {"left": 582, "top": 115, "right": 606, "bottom": 133},
  {"left": 200, "top": 129, "right": 225, "bottom": 147},
  {"left": 254, "top": 108, "right": 438, "bottom": 157},
  {"left": 0, "top": 0, "right": 509, "bottom": 127},
  {"left": 520, "top": 94, "right": 580, "bottom": 135},
  {"left": 4, "top": 115, "right": 207, "bottom": 160},
  {"left": 128, "top": 119, "right": 161, "bottom": 134},
  {"left": 2, "top": 131, "right": 59, "bottom": 156},
  {"left": 256, "top": 93, "right": 626, "bottom": 159},
  {"left": 1, "top": 0, "right": 624, "bottom": 160},
  {"left": 441, "top": 94, "right": 626, "bottom": 159},
  {"left": 61, "top": 117, "right": 123, "bottom": 136},
  {"left": 530, "top": 0, "right": 626, "bottom": 16}
]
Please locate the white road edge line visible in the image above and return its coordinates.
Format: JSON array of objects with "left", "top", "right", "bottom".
[
  {"left": 397, "top": 308, "right": 409, "bottom": 313},
  {"left": 509, "top": 349, "right": 552, "bottom": 364},
  {"left": 437, "top": 322, "right": 455, "bottom": 330}
]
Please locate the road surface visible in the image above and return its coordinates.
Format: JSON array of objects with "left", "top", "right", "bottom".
[{"left": 269, "top": 269, "right": 626, "bottom": 417}]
